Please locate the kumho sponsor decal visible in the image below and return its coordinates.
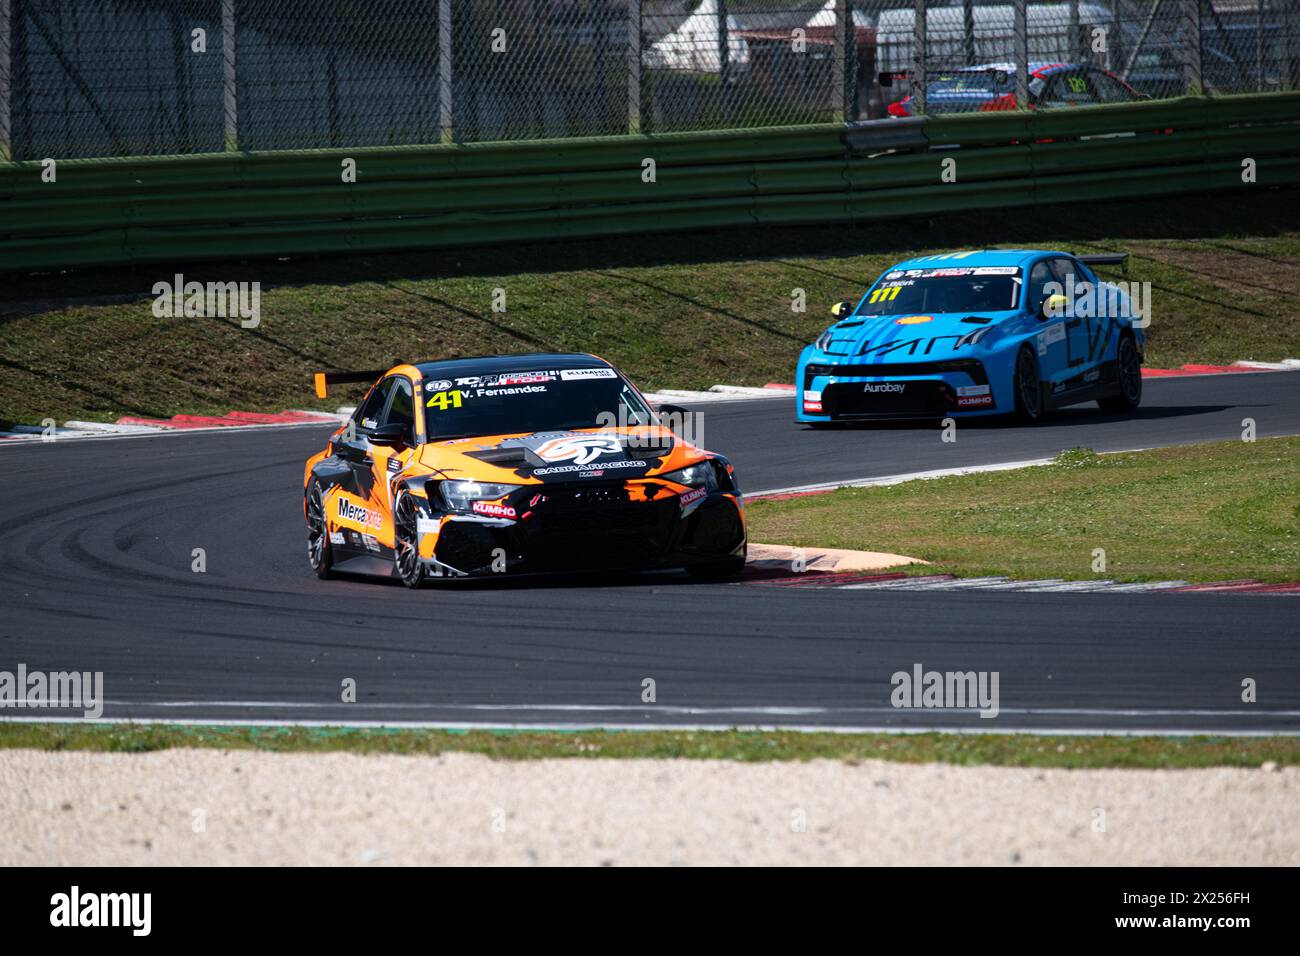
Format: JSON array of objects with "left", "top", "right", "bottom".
[
  {"left": 956, "top": 384, "right": 993, "bottom": 408},
  {"left": 559, "top": 368, "right": 617, "bottom": 380},
  {"left": 890, "top": 663, "right": 1000, "bottom": 718},
  {"left": 50, "top": 886, "right": 151, "bottom": 936},
  {"left": 471, "top": 501, "right": 517, "bottom": 519},
  {"left": 151, "top": 272, "right": 260, "bottom": 328},
  {"left": 0, "top": 664, "right": 104, "bottom": 719},
  {"left": 679, "top": 487, "right": 707, "bottom": 513}
]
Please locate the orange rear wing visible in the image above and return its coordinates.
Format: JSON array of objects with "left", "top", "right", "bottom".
[{"left": 313, "top": 369, "right": 386, "bottom": 400}]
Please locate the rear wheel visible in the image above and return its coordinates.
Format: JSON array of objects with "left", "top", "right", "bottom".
[
  {"left": 393, "top": 490, "right": 426, "bottom": 589},
  {"left": 1013, "top": 346, "right": 1045, "bottom": 424},
  {"left": 306, "top": 480, "right": 333, "bottom": 579},
  {"left": 1098, "top": 335, "right": 1142, "bottom": 413}
]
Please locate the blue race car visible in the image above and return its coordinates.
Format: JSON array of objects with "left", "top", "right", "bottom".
[{"left": 795, "top": 250, "right": 1146, "bottom": 425}]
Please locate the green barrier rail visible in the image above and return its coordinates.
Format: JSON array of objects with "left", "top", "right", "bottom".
[{"left": 1, "top": 93, "right": 1298, "bottom": 273}]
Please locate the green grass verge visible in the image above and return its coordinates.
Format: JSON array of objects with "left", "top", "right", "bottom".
[
  {"left": 748, "top": 438, "right": 1300, "bottom": 583},
  {"left": 0, "top": 723, "right": 1295, "bottom": 768},
  {"left": 2, "top": 188, "right": 1299, "bottom": 426}
]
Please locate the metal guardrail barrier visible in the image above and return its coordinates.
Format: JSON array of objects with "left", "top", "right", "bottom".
[
  {"left": 0, "top": 1, "right": 1296, "bottom": 162},
  {"left": 1, "top": 92, "right": 1296, "bottom": 272}
]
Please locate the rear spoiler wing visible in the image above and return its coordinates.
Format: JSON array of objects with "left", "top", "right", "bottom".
[
  {"left": 1076, "top": 252, "right": 1130, "bottom": 275},
  {"left": 313, "top": 369, "right": 386, "bottom": 399}
]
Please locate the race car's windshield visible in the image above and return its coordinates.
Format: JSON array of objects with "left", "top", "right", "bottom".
[
  {"left": 855, "top": 267, "right": 1022, "bottom": 316},
  {"left": 421, "top": 367, "right": 656, "bottom": 441},
  {"left": 929, "top": 71, "right": 1006, "bottom": 95}
]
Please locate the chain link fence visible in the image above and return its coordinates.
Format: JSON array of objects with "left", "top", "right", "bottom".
[{"left": 1, "top": 0, "right": 1296, "bottom": 160}]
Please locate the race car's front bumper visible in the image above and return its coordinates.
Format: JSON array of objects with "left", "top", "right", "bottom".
[
  {"left": 795, "top": 354, "right": 1005, "bottom": 422},
  {"left": 416, "top": 481, "right": 746, "bottom": 577}
]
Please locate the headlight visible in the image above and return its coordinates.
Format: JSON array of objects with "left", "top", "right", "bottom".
[
  {"left": 437, "top": 480, "right": 522, "bottom": 512},
  {"left": 814, "top": 328, "right": 834, "bottom": 352},
  {"left": 663, "top": 461, "right": 719, "bottom": 492}
]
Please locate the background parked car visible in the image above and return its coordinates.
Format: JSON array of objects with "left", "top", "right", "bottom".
[{"left": 887, "top": 62, "right": 1145, "bottom": 116}]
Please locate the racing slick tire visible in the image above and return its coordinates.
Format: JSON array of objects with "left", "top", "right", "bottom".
[
  {"left": 390, "top": 489, "right": 426, "bottom": 587},
  {"left": 306, "top": 479, "right": 334, "bottom": 579},
  {"left": 1013, "top": 345, "right": 1046, "bottom": 424},
  {"left": 1097, "top": 334, "right": 1143, "bottom": 413},
  {"left": 685, "top": 552, "right": 747, "bottom": 582},
  {"left": 393, "top": 489, "right": 427, "bottom": 589}
]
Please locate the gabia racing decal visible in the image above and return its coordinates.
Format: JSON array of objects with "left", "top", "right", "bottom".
[{"left": 337, "top": 497, "right": 382, "bottom": 528}]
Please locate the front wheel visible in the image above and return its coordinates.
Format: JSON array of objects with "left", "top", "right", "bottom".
[
  {"left": 685, "top": 552, "right": 747, "bottom": 582},
  {"left": 306, "top": 480, "right": 334, "bottom": 579},
  {"left": 393, "top": 490, "right": 427, "bottom": 589},
  {"left": 1098, "top": 335, "right": 1143, "bottom": 413},
  {"left": 1012, "top": 346, "right": 1045, "bottom": 424}
]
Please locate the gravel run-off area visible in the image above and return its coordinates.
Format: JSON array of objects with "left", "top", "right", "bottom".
[{"left": 2, "top": 750, "right": 1296, "bottom": 866}]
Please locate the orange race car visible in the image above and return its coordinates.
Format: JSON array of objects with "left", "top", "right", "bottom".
[{"left": 304, "top": 353, "right": 747, "bottom": 587}]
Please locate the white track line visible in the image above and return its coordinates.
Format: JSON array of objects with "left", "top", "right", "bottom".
[
  {"left": 2, "top": 715, "right": 1297, "bottom": 737},
  {"left": 9, "top": 702, "right": 1297, "bottom": 718},
  {"left": 0, "top": 418, "right": 337, "bottom": 449},
  {"left": 753, "top": 458, "right": 1057, "bottom": 498}
]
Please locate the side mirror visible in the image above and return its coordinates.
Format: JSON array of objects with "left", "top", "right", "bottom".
[
  {"left": 1038, "top": 294, "right": 1069, "bottom": 321},
  {"left": 830, "top": 300, "right": 854, "bottom": 318},
  {"left": 656, "top": 403, "right": 690, "bottom": 418},
  {"left": 367, "top": 423, "right": 410, "bottom": 447}
]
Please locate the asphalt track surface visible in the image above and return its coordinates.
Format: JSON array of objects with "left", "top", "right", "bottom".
[{"left": 1, "top": 371, "right": 1298, "bottom": 733}]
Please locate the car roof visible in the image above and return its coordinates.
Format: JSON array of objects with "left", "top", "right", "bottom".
[
  {"left": 413, "top": 352, "right": 610, "bottom": 378},
  {"left": 954, "top": 62, "right": 1075, "bottom": 75},
  {"left": 888, "top": 250, "right": 1072, "bottom": 271}
]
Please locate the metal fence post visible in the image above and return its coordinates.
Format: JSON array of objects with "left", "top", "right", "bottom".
[
  {"left": 222, "top": 0, "right": 237, "bottom": 151},
  {"left": 628, "top": 0, "right": 640, "bottom": 133},
  {"left": 1110, "top": 0, "right": 1125, "bottom": 75},
  {"left": 832, "top": 0, "right": 846, "bottom": 122},
  {"left": 1283, "top": 0, "right": 1297, "bottom": 91},
  {"left": 0, "top": 0, "right": 11, "bottom": 162},
  {"left": 1183, "top": 0, "right": 1202, "bottom": 94},
  {"left": 438, "top": 0, "right": 452, "bottom": 143},
  {"left": 1014, "top": 0, "right": 1028, "bottom": 108},
  {"left": 1256, "top": 0, "right": 1265, "bottom": 93},
  {"left": 962, "top": 0, "right": 975, "bottom": 66},
  {"left": 1069, "top": 0, "right": 1081, "bottom": 63},
  {"left": 912, "top": 0, "right": 926, "bottom": 115},
  {"left": 718, "top": 0, "right": 730, "bottom": 125}
]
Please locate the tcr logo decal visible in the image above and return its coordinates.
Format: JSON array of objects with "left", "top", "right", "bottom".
[{"left": 534, "top": 435, "right": 622, "bottom": 465}]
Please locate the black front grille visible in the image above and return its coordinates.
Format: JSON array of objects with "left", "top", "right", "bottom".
[
  {"left": 822, "top": 381, "right": 956, "bottom": 418},
  {"left": 435, "top": 521, "right": 501, "bottom": 574},
  {"left": 433, "top": 482, "right": 742, "bottom": 575},
  {"left": 806, "top": 359, "right": 987, "bottom": 386}
]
